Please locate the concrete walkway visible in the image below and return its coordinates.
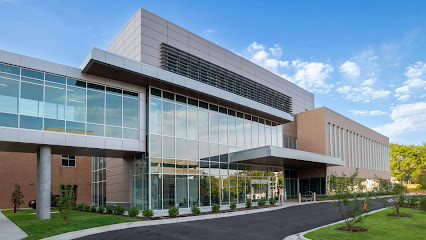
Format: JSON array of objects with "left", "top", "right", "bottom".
[{"left": 0, "top": 210, "right": 28, "bottom": 240}]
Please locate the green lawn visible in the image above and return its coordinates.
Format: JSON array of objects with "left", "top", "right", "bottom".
[
  {"left": 304, "top": 208, "right": 426, "bottom": 240},
  {"left": 2, "top": 209, "right": 141, "bottom": 240}
]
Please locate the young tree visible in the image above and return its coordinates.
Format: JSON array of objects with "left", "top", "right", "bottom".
[
  {"left": 57, "top": 182, "right": 74, "bottom": 224},
  {"left": 331, "top": 170, "right": 372, "bottom": 230},
  {"left": 10, "top": 184, "right": 24, "bottom": 210}
]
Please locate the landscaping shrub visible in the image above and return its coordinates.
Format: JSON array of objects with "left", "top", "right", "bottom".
[
  {"left": 105, "top": 205, "right": 114, "bottom": 214},
  {"left": 230, "top": 202, "right": 236, "bottom": 210},
  {"left": 191, "top": 206, "right": 201, "bottom": 215},
  {"left": 406, "top": 196, "right": 419, "bottom": 207},
  {"left": 142, "top": 208, "right": 154, "bottom": 218},
  {"left": 419, "top": 196, "right": 426, "bottom": 210},
  {"left": 97, "top": 206, "right": 105, "bottom": 214},
  {"left": 90, "top": 205, "right": 97, "bottom": 213},
  {"left": 83, "top": 204, "right": 91, "bottom": 212},
  {"left": 168, "top": 206, "right": 178, "bottom": 217},
  {"left": 245, "top": 199, "right": 252, "bottom": 208},
  {"left": 113, "top": 205, "right": 125, "bottom": 215},
  {"left": 212, "top": 204, "right": 220, "bottom": 212},
  {"left": 10, "top": 184, "right": 24, "bottom": 210},
  {"left": 269, "top": 198, "right": 277, "bottom": 205},
  {"left": 57, "top": 182, "right": 74, "bottom": 224},
  {"left": 75, "top": 203, "right": 84, "bottom": 211},
  {"left": 128, "top": 207, "right": 139, "bottom": 217},
  {"left": 258, "top": 198, "right": 266, "bottom": 207}
]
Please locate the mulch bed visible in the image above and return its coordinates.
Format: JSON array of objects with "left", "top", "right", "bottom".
[
  {"left": 387, "top": 213, "right": 413, "bottom": 217},
  {"left": 137, "top": 204, "right": 279, "bottom": 221},
  {"left": 335, "top": 226, "right": 368, "bottom": 232}
]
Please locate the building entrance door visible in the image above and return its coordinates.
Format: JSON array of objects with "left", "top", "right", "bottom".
[{"left": 251, "top": 179, "right": 268, "bottom": 202}]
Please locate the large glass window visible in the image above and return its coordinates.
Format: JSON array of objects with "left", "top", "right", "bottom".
[
  {"left": 219, "top": 115, "right": 227, "bottom": 145},
  {"left": 150, "top": 98, "right": 162, "bottom": 134},
  {"left": 87, "top": 90, "right": 104, "bottom": 124},
  {"left": 244, "top": 121, "right": 252, "bottom": 148},
  {"left": 176, "top": 104, "right": 187, "bottom": 138},
  {"left": 123, "top": 97, "right": 138, "bottom": 129},
  {"left": 163, "top": 174, "right": 175, "bottom": 209},
  {"left": 67, "top": 86, "right": 86, "bottom": 122},
  {"left": 0, "top": 72, "right": 19, "bottom": 114},
  {"left": 199, "top": 110, "right": 209, "bottom": 141},
  {"left": 106, "top": 93, "right": 122, "bottom": 127},
  {"left": 20, "top": 77, "right": 43, "bottom": 117},
  {"left": 163, "top": 101, "right": 175, "bottom": 136},
  {"left": 236, "top": 119, "right": 244, "bottom": 148},
  {"left": 187, "top": 107, "right": 198, "bottom": 140},
  {"left": 209, "top": 113, "right": 218, "bottom": 143},
  {"left": 189, "top": 175, "right": 199, "bottom": 207},
  {"left": 45, "top": 82, "right": 65, "bottom": 120},
  {"left": 177, "top": 175, "right": 188, "bottom": 208},
  {"left": 228, "top": 118, "right": 236, "bottom": 146}
]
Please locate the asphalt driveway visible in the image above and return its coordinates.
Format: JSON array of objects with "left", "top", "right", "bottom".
[{"left": 78, "top": 199, "right": 386, "bottom": 240}]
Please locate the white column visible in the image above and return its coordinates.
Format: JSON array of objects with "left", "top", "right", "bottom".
[{"left": 36, "top": 145, "right": 51, "bottom": 220}]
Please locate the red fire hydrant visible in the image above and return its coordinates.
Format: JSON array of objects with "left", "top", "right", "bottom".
[{"left": 13, "top": 197, "right": 17, "bottom": 213}]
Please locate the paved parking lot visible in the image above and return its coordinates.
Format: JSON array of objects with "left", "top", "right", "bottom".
[{"left": 78, "top": 199, "right": 386, "bottom": 240}]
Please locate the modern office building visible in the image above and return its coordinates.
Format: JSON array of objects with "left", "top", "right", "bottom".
[{"left": 0, "top": 8, "right": 390, "bottom": 218}]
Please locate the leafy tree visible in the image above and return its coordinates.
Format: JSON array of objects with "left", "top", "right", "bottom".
[
  {"left": 57, "top": 182, "right": 74, "bottom": 224},
  {"left": 10, "top": 184, "right": 24, "bottom": 210},
  {"left": 390, "top": 143, "right": 426, "bottom": 187}
]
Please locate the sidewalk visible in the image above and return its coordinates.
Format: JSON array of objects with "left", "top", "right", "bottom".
[{"left": 0, "top": 210, "right": 28, "bottom": 240}]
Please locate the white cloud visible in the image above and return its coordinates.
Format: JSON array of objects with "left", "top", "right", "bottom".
[
  {"left": 374, "top": 102, "right": 426, "bottom": 142},
  {"left": 362, "top": 78, "right": 376, "bottom": 86},
  {"left": 395, "top": 85, "right": 411, "bottom": 94},
  {"left": 247, "top": 42, "right": 265, "bottom": 52},
  {"left": 335, "top": 86, "right": 391, "bottom": 102},
  {"left": 395, "top": 62, "right": 426, "bottom": 100},
  {"left": 252, "top": 50, "right": 268, "bottom": 62},
  {"left": 339, "top": 61, "right": 360, "bottom": 77},
  {"left": 281, "top": 61, "right": 334, "bottom": 94},
  {"left": 405, "top": 62, "right": 426, "bottom": 78},
  {"left": 269, "top": 44, "right": 282, "bottom": 57},
  {"left": 397, "top": 94, "right": 411, "bottom": 101},
  {"left": 204, "top": 29, "right": 215, "bottom": 33},
  {"left": 350, "top": 110, "right": 387, "bottom": 116}
]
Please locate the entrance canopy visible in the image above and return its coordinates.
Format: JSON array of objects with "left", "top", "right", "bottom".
[{"left": 229, "top": 146, "right": 343, "bottom": 169}]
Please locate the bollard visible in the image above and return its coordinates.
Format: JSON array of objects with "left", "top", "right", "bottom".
[
  {"left": 177, "top": 203, "right": 179, "bottom": 215},
  {"left": 313, "top": 192, "right": 316, "bottom": 202},
  {"left": 284, "top": 191, "right": 287, "bottom": 201},
  {"left": 298, "top": 193, "right": 301, "bottom": 203}
]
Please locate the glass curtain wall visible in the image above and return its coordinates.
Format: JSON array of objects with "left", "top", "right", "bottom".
[
  {"left": 92, "top": 157, "right": 106, "bottom": 206},
  {"left": 145, "top": 87, "right": 289, "bottom": 210},
  {"left": 0, "top": 63, "right": 138, "bottom": 140}
]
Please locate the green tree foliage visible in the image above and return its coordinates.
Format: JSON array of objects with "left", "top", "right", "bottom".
[
  {"left": 10, "top": 184, "right": 24, "bottom": 210},
  {"left": 390, "top": 143, "right": 426, "bottom": 188},
  {"left": 57, "top": 182, "right": 74, "bottom": 224}
]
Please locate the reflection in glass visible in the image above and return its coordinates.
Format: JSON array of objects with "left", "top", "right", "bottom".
[
  {"left": 238, "top": 176, "right": 245, "bottom": 203},
  {"left": 123, "top": 128, "right": 138, "bottom": 140},
  {"left": 151, "top": 174, "right": 162, "bottom": 210},
  {"left": 219, "top": 115, "right": 227, "bottom": 145},
  {"left": 20, "top": 115, "right": 42, "bottom": 130},
  {"left": 187, "top": 140, "right": 198, "bottom": 160},
  {"left": 228, "top": 118, "right": 236, "bottom": 146},
  {"left": 44, "top": 82, "right": 65, "bottom": 119},
  {"left": 150, "top": 98, "right": 162, "bottom": 134},
  {"left": 163, "top": 136, "right": 175, "bottom": 158},
  {"left": 150, "top": 158, "right": 162, "bottom": 173},
  {"left": 259, "top": 124, "right": 265, "bottom": 147},
  {"left": 87, "top": 123, "right": 104, "bottom": 137},
  {"left": 0, "top": 72, "right": 19, "bottom": 113},
  {"left": 211, "top": 176, "right": 220, "bottom": 204},
  {"left": 67, "top": 121, "right": 85, "bottom": 134},
  {"left": 199, "top": 110, "right": 208, "bottom": 141},
  {"left": 236, "top": 119, "right": 244, "bottom": 148},
  {"left": 265, "top": 127, "right": 271, "bottom": 146},
  {"left": 209, "top": 143, "right": 219, "bottom": 162},
  {"left": 252, "top": 123, "right": 258, "bottom": 148},
  {"left": 200, "top": 176, "right": 210, "bottom": 206},
  {"left": 163, "top": 158, "right": 175, "bottom": 174},
  {"left": 176, "top": 138, "right": 187, "bottom": 159},
  {"left": 209, "top": 113, "right": 218, "bottom": 143},
  {"left": 176, "top": 104, "right": 187, "bottom": 138},
  {"left": 177, "top": 176, "right": 188, "bottom": 207},
  {"left": 189, "top": 175, "right": 199, "bottom": 207},
  {"left": 199, "top": 142, "right": 209, "bottom": 161},
  {"left": 187, "top": 107, "right": 198, "bottom": 140},
  {"left": 87, "top": 90, "right": 104, "bottom": 124},
  {"left": 163, "top": 101, "right": 175, "bottom": 136},
  {"left": 163, "top": 175, "right": 175, "bottom": 209},
  {"left": 244, "top": 121, "right": 251, "bottom": 148},
  {"left": 20, "top": 77, "right": 43, "bottom": 117},
  {"left": 106, "top": 94, "right": 122, "bottom": 127},
  {"left": 105, "top": 126, "right": 121, "bottom": 138},
  {"left": 188, "top": 161, "right": 199, "bottom": 174},
  {"left": 150, "top": 135, "right": 162, "bottom": 157},
  {"left": 230, "top": 176, "right": 238, "bottom": 203},
  {"left": 0, "top": 112, "right": 18, "bottom": 128},
  {"left": 272, "top": 128, "right": 277, "bottom": 146},
  {"left": 44, "top": 118, "right": 65, "bottom": 132},
  {"left": 123, "top": 97, "right": 138, "bottom": 128},
  {"left": 176, "top": 159, "right": 188, "bottom": 174},
  {"left": 67, "top": 86, "right": 86, "bottom": 122}
]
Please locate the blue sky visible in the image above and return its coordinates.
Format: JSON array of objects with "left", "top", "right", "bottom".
[{"left": 0, "top": 0, "right": 425, "bottom": 145}]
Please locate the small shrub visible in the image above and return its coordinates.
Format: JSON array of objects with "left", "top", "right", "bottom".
[
  {"left": 97, "top": 206, "right": 105, "bottom": 214},
  {"left": 75, "top": 203, "right": 84, "bottom": 211},
  {"left": 269, "top": 198, "right": 277, "bottom": 205},
  {"left": 10, "top": 184, "right": 25, "bottom": 210},
  {"left": 230, "top": 202, "right": 237, "bottom": 210},
  {"left": 142, "top": 208, "right": 154, "bottom": 218},
  {"left": 128, "top": 207, "right": 139, "bottom": 217},
  {"left": 406, "top": 196, "right": 419, "bottom": 207},
  {"left": 168, "top": 206, "right": 178, "bottom": 217},
  {"left": 191, "top": 206, "right": 201, "bottom": 215},
  {"left": 419, "top": 196, "right": 426, "bottom": 210},
  {"left": 105, "top": 205, "right": 114, "bottom": 214},
  {"left": 83, "top": 204, "right": 91, "bottom": 212},
  {"left": 212, "top": 204, "right": 220, "bottom": 212},
  {"left": 113, "top": 205, "right": 126, "bottom": 215},
  {"left": 57, "top": 182, "right": 74, "bottom": 224},
  {"left": 246, "top": 199, "right": 252, "bottom": 208},
  {"left": 258, "top": 198, "right": 266, "bottom": 207},
  {"left": 90, "top": 205, "right": 97, "bottom": 212}
]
